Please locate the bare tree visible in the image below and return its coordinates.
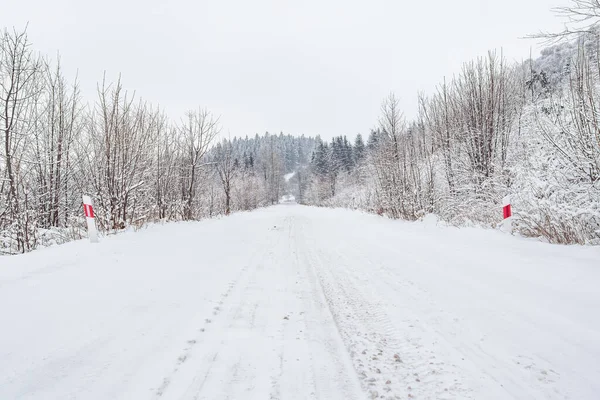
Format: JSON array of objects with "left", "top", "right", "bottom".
[
  {"left": 180, "top": 108, "right": 219, "bottom": 220},
  {"left": 77, "top": 75, "right": 156, "bottom": 231},
  {"left": 214, "top": 139, "right": 238, "bottom": 215},
  {"left": 153, "top": 115, "right": 177, "bottom": 220},
  {"left": 421, "top": 78, "right": 456, "bottom": 193},
  {"left": 531, "top": 0, "right": 600, "bottom": 41},
  {"left": 0, "top": 28, "right": 42, "bottom": 252},
  {"left": 32, "top": 56, "right": 82, "bottom": 229},
  {"left": 454, "top": 52, "right": 515, "bottom": 184},
  {"left": 373, "top": 93, "right": 410, "bottom": 219}
]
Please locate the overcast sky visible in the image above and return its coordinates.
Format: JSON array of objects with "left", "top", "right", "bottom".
[{"left": 4, "top": 0, "right": 566, "bottom": 140}]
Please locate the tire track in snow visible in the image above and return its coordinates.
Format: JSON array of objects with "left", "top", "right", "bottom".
[
  {"left": 300, "top": 218, "right": 474, "bottom": 399},
  {"left": 293, "top": 216, "right": 366, "bottom": 400},
  {"left": 158, "top": 210, "right": 368, "bottom": 400},
  {"left": 171, "top": 215, "right": 290, "bottom": 400},
  {"left": 364, "top": 240, "right": 567, "bottom": 399},
  {"left": 152, "top": 240, "right": 264, "bottom": 400}
]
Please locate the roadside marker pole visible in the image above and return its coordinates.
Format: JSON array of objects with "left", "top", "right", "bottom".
[
  {"left": 83, "top": 195, "right": 99, "bottom": 243},
  {"left": 502, "top": 195, "right": 512, "bottom": 234}
]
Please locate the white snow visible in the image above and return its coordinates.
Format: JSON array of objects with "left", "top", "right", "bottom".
[
  {"left": 284, "top": 171, "right": 296, "bottom": 182},
  {"left": 280, "top": 194, "right": 296, "bottom": 203},
  {"left": 1, "top": 205, "right": 599, "bottom": 399}
]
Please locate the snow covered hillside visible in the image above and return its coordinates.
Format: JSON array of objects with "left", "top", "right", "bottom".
[{"left": 1, "top": 205, "right": 599, "bottom": 399}]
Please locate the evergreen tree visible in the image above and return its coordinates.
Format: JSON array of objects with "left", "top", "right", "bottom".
[
  {"left": 342, "top": 136, "right": 353, "bottom": 171},
  {"left": 354, "top": 133, "right": 366, "bottom": 164},
  {"left": 367, "top": 128, "right": 380, "bottom": 151},
  {"left": 311, "top": 139, "right": 330, "bottom": 178}
]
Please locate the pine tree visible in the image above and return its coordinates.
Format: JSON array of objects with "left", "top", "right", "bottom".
[
  {"left": 311, "top": 139, "right": 329, "bottom": 178},
  {"left": 367, "top": 129, "right": 380, "bottom": 151},
  {"left": 354, "top": 134, "right": 366, "bottom": 164}
]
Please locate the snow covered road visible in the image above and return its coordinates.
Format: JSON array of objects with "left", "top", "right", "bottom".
[{"left": 1, "top": 205, "right": 599, "bottom": 399}]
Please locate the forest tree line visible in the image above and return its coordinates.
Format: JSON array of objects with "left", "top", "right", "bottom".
[
  {"left": 0, "top": 28, "right": 316, "bottom": 254},
  {"left": 300, "top": 34, "right": 599, "bottom": 245},
  {"left": 2, "top": 3, "right": 600, "bottom": 254}
]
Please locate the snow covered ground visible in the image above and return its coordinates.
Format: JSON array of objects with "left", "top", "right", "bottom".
[{"left": 1, "top": 205, "right": 599, "bottom": 400}]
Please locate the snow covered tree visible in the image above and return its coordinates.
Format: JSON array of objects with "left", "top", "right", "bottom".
[
  {"left": 180, "top": 108, "right": 220, "bottom": 220},
  {"left": 353, "top": 134, "right": 366, "bottom": 165},
  {"left": 0, "top": 28, "right": 43, "bottom": 252},
  {"left": 213, "top": 140, "right": 238, "bottom": 215}
]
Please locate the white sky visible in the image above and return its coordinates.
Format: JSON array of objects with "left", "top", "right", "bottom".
[{"left": 3, "top": 0, "right": 566, "bottom": 139}]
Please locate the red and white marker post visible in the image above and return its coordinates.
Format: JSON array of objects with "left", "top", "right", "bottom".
[
  {"left": 502, "top": 195, "right": 512, "bottom": 233},
  {"left": 82, "top": 195, "right": 99, "bottom": 243}
]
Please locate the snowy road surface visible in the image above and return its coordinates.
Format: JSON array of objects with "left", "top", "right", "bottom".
[{"left": 1, "top": 205, "right": 599, "bottom": 399}]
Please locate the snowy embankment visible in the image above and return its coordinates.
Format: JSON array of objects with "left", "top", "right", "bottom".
[{"left": 1, "top": 205, "right": 598, "bottom": 399}]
